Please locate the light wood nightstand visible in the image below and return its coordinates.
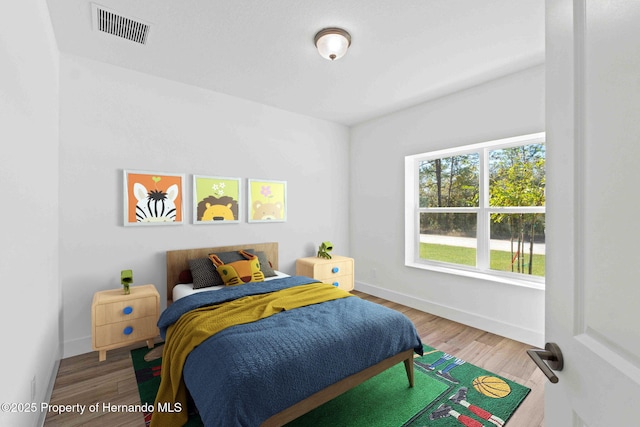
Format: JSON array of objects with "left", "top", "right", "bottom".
[
  {"left": 296, "top": 255, "right": 354, "bottom": 291},
  {"left": 91, "top": 284, "right": 160, "bottom": 361}
]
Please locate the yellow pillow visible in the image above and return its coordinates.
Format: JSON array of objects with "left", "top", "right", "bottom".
[{"left": 209, "top": 250, "right": 265, "bottom": 286}]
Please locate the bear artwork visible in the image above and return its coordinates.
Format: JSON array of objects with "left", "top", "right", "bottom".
[{"left": 252, "top": 201, "right": 282, "bottom": 220}]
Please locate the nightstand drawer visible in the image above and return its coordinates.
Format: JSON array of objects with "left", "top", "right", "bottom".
[
  {"left": 320, "top": 274, "right": 354, "bottom": 290},
  {"left": 94, "top": 296, "right": 157, "bottom": 326},
  {"left": 313, "top": 259, "right": 353, "bottom": 278},
  {"left": 94, "top": 316, "right": 158, "bottom": 348}
]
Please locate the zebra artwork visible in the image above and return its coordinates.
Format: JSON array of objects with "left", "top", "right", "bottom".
[{"left": 133, "top": 182, "right": 179, "bottom": 222}]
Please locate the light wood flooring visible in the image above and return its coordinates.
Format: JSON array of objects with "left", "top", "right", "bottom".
[{"left": 44, "top": 290, "right": 545, "bottom": 426}]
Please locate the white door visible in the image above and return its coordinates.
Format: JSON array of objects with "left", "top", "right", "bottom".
[{"left": 545, "top": 0, "right": 640, "bottom": 425}]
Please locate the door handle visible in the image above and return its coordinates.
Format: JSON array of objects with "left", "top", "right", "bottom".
[{"left": 527, "top": 342, "right": 564, "bottom": 383}]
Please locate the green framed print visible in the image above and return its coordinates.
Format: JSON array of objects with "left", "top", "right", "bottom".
[
  {"left": 193, "top": 175, "right": 241, "bottom": 224},
  {"left": 248, "top": 179, "right": 287, "bottom": 223}
]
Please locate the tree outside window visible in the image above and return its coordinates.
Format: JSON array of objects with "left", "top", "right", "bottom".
[{"left": 489, "top": 145, "right": 545, "bottom": 276}]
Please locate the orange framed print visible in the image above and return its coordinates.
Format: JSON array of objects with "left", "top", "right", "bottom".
[
  {"left": 193, "top": 175, "right": 241, "bottom": 224},
  {"left": 123, "top": 170, "right": 184, "bottom": 226},
  {"left": 248, "top": 179, "right": 287, "bottom": 223}
]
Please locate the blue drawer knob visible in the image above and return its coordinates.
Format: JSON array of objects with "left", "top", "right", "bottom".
[
  {"left": 333, "top": 282, "right": 339, "bottom": 287},
  {"left": 123, "top": 306, "right": 133, "bottom": 315},
  {"left": 123, "top": 326, "right": 134, "bottom": 335},
  {"left": 332, "top": 267, "right": 339, "bottom": 274}
]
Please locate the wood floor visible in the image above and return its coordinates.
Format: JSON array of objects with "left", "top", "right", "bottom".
[{"left": 44, "top": 290, "right": 545, "bottom": 426}]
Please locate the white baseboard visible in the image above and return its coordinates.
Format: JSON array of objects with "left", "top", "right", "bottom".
[
  {"left": 355, "top": 281, "right": 544, "bottom": 348},
  {"left": 38, "top": 358, "right": 60, "bottom": 427}
]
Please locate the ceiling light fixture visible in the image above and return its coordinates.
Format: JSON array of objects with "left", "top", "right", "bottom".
[{"left": 314, "top": 28, "right": 351, "bottom": 61}]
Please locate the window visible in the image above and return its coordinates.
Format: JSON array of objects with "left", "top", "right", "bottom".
[{"left": 405, "top": 133, "right": 545, "bottom": 285}]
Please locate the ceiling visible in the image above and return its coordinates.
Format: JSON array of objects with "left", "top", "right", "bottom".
[{"left": 45, "top": 0, "right": 544, "bottom": 126}]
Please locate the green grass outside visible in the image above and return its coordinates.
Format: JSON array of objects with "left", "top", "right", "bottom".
[{"left": 419, "top": 243, "right": 545, "bottom": 277}]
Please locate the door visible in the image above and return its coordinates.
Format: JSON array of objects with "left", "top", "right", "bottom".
[{"left": 545, "top": 0, "right": 640, "bottom": 425}]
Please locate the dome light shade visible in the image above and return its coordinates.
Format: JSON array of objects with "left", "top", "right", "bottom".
[{"left": 314, "top": 28, "right": 351, "bottom": 61}]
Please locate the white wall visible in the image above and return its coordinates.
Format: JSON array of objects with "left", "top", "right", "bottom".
[
  {"left": 59, "top": 54, "right": 350, "bottom": 357},
  {"left": 350, "top": 65, "right": 545, "bottom": 347},
  {"left": 0, "top": 1, "right": 60, "bottom": 426}
]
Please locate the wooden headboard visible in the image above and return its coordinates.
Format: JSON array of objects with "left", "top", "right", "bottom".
[{"left": 166, "top": 242, "right": 279, "bottom": 304}]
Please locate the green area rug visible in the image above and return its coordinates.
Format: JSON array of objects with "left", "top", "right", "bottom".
[{"left": 132, "top": 344, "right": 530, "bottom": 426}]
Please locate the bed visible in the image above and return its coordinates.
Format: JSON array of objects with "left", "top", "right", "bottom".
[{"left": 154, "top": 242, "right": 423, "bottom": 427}]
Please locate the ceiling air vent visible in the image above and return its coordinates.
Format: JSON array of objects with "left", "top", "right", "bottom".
[{"left": 92, "top": 4, "right": 150, "bottom": 45}]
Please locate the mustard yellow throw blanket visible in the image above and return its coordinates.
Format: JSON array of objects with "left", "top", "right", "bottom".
[{"left": 151, "top": 283, "right": 352, "bottom": 427}]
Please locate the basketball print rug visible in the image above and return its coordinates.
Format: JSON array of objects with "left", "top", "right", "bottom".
[
  {"left": 404, "top": 345, "right": 530, "bottom": 426},
  {"left": 132, "top": 344, "right": 530, "bottom": 427}
]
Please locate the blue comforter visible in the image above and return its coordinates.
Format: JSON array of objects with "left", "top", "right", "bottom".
[{"left": 158, "top": 276, "right": 423, "bottom": 426}]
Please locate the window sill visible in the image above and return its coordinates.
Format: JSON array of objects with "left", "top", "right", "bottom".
[{"left": 405, "top": 260, "right": 546, "bottom": 291}]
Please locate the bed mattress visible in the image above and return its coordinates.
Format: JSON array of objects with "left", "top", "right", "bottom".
[{"left": 172, "top": 270, "right": 290, "bottom": 301}]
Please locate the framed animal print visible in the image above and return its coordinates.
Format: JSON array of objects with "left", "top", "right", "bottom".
[
  {"left": 123, "top": 170, "right": 184, "bottom": 226},
  {"left": 193, "top": 175, "right": 241, "bottom": 224},
  {"left": 248, "top": 179, "right": 287, "bottom": 223}
]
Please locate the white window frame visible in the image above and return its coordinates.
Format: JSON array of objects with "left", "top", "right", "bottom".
[{"left": 404, "top": 132, "right": 546, "bottom": 289}]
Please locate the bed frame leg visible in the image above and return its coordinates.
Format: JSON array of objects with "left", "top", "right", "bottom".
[{"left": 403, "top": 357, "right": 414, "bottom": 387}]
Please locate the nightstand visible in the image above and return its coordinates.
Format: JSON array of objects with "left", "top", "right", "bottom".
[
  {"left": 296, "top": 255, "right": 354, "bottom": 291},
  {"left": 91, "top": 284, "right": 160, "bottom": 361}
]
